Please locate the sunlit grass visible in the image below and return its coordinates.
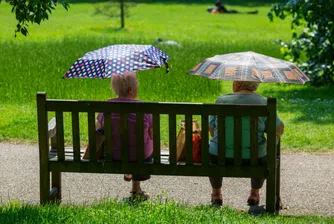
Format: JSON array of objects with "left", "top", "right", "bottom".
[
  {"left": 1, "top": 199, "right": 333, "bottom": 224},
  {"left": 0, "top": 1, "right": 333, "bottom": 151}
]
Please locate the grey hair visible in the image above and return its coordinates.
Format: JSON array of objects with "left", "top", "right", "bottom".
[
  {"left": 110, "top": 72, "right": 139, "bottom": 97},
  {"left": 238, "top": 81, "right": 260, "bottom": 91}
]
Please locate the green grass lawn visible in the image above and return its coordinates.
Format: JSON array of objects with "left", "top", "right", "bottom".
[
  {"left": 0, "top": 1, "right": 333, "bottom": 152},
  {"left": 1, "top": 200, "right": 333, "bottom": 224}
]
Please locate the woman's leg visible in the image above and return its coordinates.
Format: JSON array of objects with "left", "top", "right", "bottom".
[
  {"left": 130, "top": 180, "right": 149, "bottom": 199},
  {"left": 208, "top": 153, "right": 223, "bottom": 205},
  {"left": 247, "top": 177, "right": 265, "bottom": 205},
  {"left": 209, "top": 176, "right": 223, "bottom": 206},
  {"left": 248, "top": 156, "right": 267, "bottom": 205}
]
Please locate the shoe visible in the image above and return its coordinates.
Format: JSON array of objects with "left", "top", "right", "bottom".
[
  {"left": 247, "top": 192, "right": 260, "bottom": 206},
  {"left": 211, "top": 193, "right": 223, "bottom": 207},
  {"left": 130, "top": 191, "right": 150, "bottom": 201},
  {"left": 124, "top": 174, "right": 132, "bottom": 182}
]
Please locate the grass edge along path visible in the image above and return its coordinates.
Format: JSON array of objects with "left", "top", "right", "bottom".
[{"left": 0, "top": 199, "right": 333, "bottom": 224}]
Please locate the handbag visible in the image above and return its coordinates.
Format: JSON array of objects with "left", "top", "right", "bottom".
[
  {"left": 176, "top": 120, "right": 202, "bottom": 163},
  {"left": 82, "top": 130, "right": 105, "bottom": 160}
]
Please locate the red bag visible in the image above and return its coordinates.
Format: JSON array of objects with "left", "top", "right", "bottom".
[
  {"left": 176, "top": 120, "right": 202, "bottom": 163},
  {"left": 192, "top": 134, "right": 202, "bottom": 163}
]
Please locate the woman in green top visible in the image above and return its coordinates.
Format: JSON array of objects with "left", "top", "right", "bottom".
[{"left": 208, "top": 81, "right": 284, "bottom": 207}]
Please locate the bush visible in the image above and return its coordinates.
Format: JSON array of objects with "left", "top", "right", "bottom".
[{"left": 268, "top": 0, "right": 334, "bottom": 86}]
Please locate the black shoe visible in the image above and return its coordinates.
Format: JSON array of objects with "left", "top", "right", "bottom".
[{"left": 211, "top": 199, "right": 223, "bottom": 207}]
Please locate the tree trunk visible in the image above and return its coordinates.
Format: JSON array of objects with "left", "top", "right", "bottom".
[{"left": 120, "top": 0, "right": 125, "bottom": 28}]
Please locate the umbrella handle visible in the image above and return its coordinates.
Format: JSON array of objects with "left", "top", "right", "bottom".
[{"left": 163, "top": 59, "right": 169, "bottom": 74}]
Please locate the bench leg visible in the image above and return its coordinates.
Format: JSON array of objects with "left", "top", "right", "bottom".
[
  {"left": 40, "top": 169, "right": 50, "bottom": 204},
  {"left": 276, "top": 145, "right": 282, "bottom": 212},
  {"left": 51, "top": 171, "right": 62, "bottom": 202},
  {"left": 266, "top": 171, "right": 277, "bottom": 214}
]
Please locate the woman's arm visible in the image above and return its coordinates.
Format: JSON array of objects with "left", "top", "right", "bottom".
[
  {"left": 96, "top": 121, "right": 104, "bottom": 130},
  {"left": 209, "top": 127, "right": 215, "bottom": 137},
  {"left": 276, "top": 122, "right": 284, "bottom": 137}
]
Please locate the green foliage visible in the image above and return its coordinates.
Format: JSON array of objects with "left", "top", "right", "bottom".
[
  {"left": 268, "top": 0, "right": 334, "bottom": 86},
  {"left": 2, "top": 0, "right": 69, "bottom": 36}
]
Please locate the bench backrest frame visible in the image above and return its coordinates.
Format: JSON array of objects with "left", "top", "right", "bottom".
[{"left": 37, "top": 92, "right": 277, "bottom": 178}]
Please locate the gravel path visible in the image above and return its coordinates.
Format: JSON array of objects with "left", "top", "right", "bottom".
[{"left": 0, "top": 142, "right": 333, "bottom": 216}]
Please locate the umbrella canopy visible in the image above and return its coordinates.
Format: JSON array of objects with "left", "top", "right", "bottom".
[
  {"left": 63, "top": 44, "right": 170, "bottom": 79},
  {"left": 188, "top": 51, "right": 309, "bottom": 84}
]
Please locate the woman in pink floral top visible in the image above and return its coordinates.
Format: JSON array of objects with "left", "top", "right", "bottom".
[{"left": 96, "top": 72, "right": 153, "bottom": 200}]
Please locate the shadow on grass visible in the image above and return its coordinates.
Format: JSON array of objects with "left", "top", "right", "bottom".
[
  {"left": 68, "top": 0, "right": 275, "bottom": 6},
  {"left": 261, "top": 85, "right": 334, "bottom": 124},
  {"left": 0, "top": 203, "right": 42, "bottom": 223}
]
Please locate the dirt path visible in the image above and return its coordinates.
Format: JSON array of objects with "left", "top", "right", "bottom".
[{"left": 0, "top": 143, "right": 333, "bottom": 216}]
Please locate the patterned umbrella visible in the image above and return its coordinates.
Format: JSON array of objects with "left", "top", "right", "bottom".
[
  {"left": 188, "top": 51, "right": 309, "bottom": 84},
  {"left": 63, "top": 44, "right": 170, "bottom": 79}
]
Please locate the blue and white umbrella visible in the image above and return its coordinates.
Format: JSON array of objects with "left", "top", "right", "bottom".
[{"left": 63, "top": 44, "right": 170, "bottom": 79}]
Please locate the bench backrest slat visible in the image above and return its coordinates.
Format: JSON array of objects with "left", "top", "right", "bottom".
[
  {"left": 88, "top": 112, "right": 97, "bottom": 162},
  {"left": 168, "top": 114, "right": 177, "bottom": 164},
  {"left": 185, "top": 115, "right": 193, "bottom": 165},
  {"left": 46, "top": 100, "right": 268, "bottom": 116},
  {"left": 153, "top": 114, "right": 161, "bottom": 164},
  {"left": 120, "top": 113, "right": 129, "bottom": 163},
  {"left": 71, "top": 112, "right": 81, "bottom": 161},
  {"left": 201, "top": 114, "right": 209, "bottom": 166},
  {"left": 234, "top": 116, "right": 242, "bottom": 166},
  {"left": 217, "top": 115, "right": 226, "bottom": 165},
  {"left": 55, "top": 111, "right": 65, "bottom": 161},
  {"left": 136, "top": 113, "right": 145, "bottom": 164},
  {"left": 250, "top": 116, "right": 259, "bottom": 166},
  {"left": 104, "top": 112, "right": 112, "bottom": 162}
]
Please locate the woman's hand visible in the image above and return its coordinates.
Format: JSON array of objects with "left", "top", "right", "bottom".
[
  {"left": 149, "top": 127, "right": 153, "bottom": 140},
  {"left": 276, "top": 122, "right": 284, "bottom": 137}
]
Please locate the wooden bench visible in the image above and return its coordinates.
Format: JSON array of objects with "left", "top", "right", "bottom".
[{"left": 37, "top": 92, "right": 281, "bottom": 214}]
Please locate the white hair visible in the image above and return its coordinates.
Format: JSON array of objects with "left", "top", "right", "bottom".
[
  {"left": 238, "top": 81, "right": 260, "bottom": 91},
  {"left": 111, "top": 72, "right": 139, "bottom": 97}
]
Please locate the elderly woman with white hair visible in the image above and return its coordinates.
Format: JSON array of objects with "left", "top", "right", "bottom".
[
  {"left": 208, "top": 81, "right": 284, "bottom": 207},
  {"left": 95, "top": 72, "right": 153, "bottom": 200}
]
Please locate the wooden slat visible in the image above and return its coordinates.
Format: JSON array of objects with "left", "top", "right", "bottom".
[
  {"left": 49, "top": 161, "right": 268, "bottom": 177},
  {"left": 88, "top": 112, "right": 96, "bottom": 162},
  {"left": 234, "top": 116, "right": 242, "bottom": 166},
  {"left": 104, "top": 112, "right": 112, "bottom": 162},
  {"left": 185, "top": 115, "right": 193, "bottom": 165},
  {"left": 217, "top": 115, "right": 226, "bottom": 165},
  {"left": 46, "top": 100, "right": 268, "bottom": 116},
  {"left": 120, "top": 113, "right": 129, "bottom": 163},
  {"left": 169, "top": 114, "right": 177, "bottom": 164},
  {"left": 201, "top": 114, "right": 209, "bottom": 166},
  {"left": 37, "top": 92, "right": 50, "bottom": 204},
  {"left": 136, "top": 113, "right": 145, "bottom": 164},
  {"left": 250, "top": 116, "right": 258, "bottom": 166},
  {"left": 153, "top": 114, "right": 161, "bottom": 164},
  {"left": 71, "top": 112, "right": 80, "bottom": 161},
  {"left": 55, "top": 111, "right": 65, "bottom": 161}
]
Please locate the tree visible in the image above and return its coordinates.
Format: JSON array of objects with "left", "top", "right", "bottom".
[
  {"left": 2, "top": 0, "right": 69, "bottom": 36},
  {"left": 268, "top": 0, "right": 334, "bottom": 86},
  {"left": 94, "top": 0, "right": 136, "bottom": 29}
]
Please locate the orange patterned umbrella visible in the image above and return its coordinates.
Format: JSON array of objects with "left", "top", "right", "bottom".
[{"left": 188, "top": 51, "right": 309, "bottom": 84}]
